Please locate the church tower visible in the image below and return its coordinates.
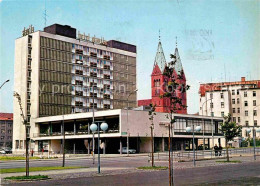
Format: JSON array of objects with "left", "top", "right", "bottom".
[{"left": 150, "top": 38, "right": 187, "bottom": 114}]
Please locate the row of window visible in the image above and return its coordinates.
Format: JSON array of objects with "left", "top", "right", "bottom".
[
  {"left": 41, "top": 37, "right": 72, "bottom": 51},
  {"left": 232, "top": 117, "right": 258, "bottom": 126},
  {"left": 232, "top": 109, "right": 257, "bottom": 116},
  {"left": 0, "top": 136, "right": 12, "bottom": 140},
  {"left": 1, "top": 129, "right": 12, "bottom": 133},
  {"left": 212, "top": 90, "right": 257, "bottom": 99}
]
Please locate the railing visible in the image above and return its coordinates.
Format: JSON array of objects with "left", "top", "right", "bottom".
[
  {"left": 33, "top": 129, "right": 120, "bottom": 137},
  {"left": 174, "top": 129, "right": 222, "bottom": 136},
  {"left": 148, "top": 147, "right": 260, "bottom": 161}
]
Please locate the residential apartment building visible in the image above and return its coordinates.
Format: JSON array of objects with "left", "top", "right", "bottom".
[
  {"left": 0, "top": 113, "right": 13, "bottom": 148},
  {"left": 199, "top": 77, "right": 260, "bottom": 138},
  {"left": 13, "top": 24, "right": 136, "bottom": 153}
]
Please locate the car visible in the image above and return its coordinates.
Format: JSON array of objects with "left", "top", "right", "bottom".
[
  {"left": 118, "top": 147, "right": 136, "bottom": 154},
  {"left": 0, "top": 149, "right": 6, "bottom": 154},
  {"left": 1, "top": 147, "right": 12, "bottom": 154}
]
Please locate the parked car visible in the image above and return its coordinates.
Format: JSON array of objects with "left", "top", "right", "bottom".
[
  {"left": 1, "top": 147, "right": 12, "bottom": 154},
  {"left": 0, "top": 149, "right": 6, "bottom": 154},
  {"left": 118, "top": 147, "right": 136, "bottom": 154}
]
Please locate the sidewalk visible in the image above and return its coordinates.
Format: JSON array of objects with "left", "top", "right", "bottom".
[{"left": 0, "top": 167, "right": 130, "bottom": 178}]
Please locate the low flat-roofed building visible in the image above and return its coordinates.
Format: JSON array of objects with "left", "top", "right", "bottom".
[{"left": 13, "top": 109, "right": 224, "bottom": 154}]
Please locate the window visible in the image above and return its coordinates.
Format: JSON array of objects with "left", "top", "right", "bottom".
[
  {"left": 253, "top": 91, "right": 256, "bottom": 97},
  {"left": 221, "top": 112, "right": 224, "bottom": 117},
  {"left": 15, "top": 140, "right": 19, "bottom": 149},
  {"left": 232, "top": 99, "right": 235, "bottom": 104},
  {"left": 238, "top": 117, "right": 240, "bottom": 122},
  {"left": 237, "top": 90, "right": 239, "bottom": 95},
  {"left": 220, "top": 93, "right": 224, "bottom": 98},
  {"left": 253, "top": 100, "right": 256, "bottom": 106},
  {"left": 253, "top": 110, "right": 257, "bottom": 116},
  {"left": 245, "top": 111, "right": 248, "bottom": 116},
  {"left": 221, "top": 102, "right": 224, "bottom": 108},
  {"left": 1, "top": 129, "right": 5, "bottom": 133},
  {"left": 210, "top": 93, "right": 213, "bottom": 99},
  {"left": 211, "top": 112, "right": 214, "bottom": 117},
  {"left": 254, "top": 120, "right": 257, "bottom": 126},
  {"left": 237, "top": 108, "right": 240, "bottom": 113},
  {"left": 232, "top": 108, "right": 236, "bottom": 113},
  {"left": 233, "top": 117, "right": 236, "bottom": 122},
  {"left": 237, "top": 98, "right": 240, "bottom": 104},
  {"left": 244, "top": 91, "right": 247, "bottom": 97},
  {"left": 232, "top": 90, "right": 235, "bottom": 95},
  {"left": 244, "top": 101, "right": 248, "bottom": 107},
  {"left": 8, "top": 130, "right": 11, "bottom": 134},
  {"left": 210, "top": 102, "right": 213, "bottom": 108},
  {"left": 245, "top": 121, "right": 249, "bottom": 127},
  {"left": 1, "top": 136, "right": 4, "bottom": 140}
]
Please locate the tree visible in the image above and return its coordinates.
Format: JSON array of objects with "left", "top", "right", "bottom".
[
  {"left": 220, "top": 114, "right": 242, "bottom": 161},
  {"left": 160, "top": 54, "right": 190, "bottom": 186},
  {"left": 148, "top": 103, "right": 156, "bottom": 167}
]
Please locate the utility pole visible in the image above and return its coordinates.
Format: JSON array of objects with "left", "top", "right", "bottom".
[
  {"left": 151, "top": 124, "right": 154, "bottom": 167},
  {"left": 14, "top": 92, "right": 30, "bottom": 177},
  {"left": 62, "top": 116, "right": 65, "bottom": 167}
]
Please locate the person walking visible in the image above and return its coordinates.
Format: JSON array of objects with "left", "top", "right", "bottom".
[
  {"left": 218, "top": 145, "right": 222, "bottom": 156},
  {"left": 214, "top": 144, "right": 218, "bottom": 156}
]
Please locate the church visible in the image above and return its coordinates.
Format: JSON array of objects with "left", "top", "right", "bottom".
[{"left": 138, "top": 38, "right": 187, "bottom": 114}]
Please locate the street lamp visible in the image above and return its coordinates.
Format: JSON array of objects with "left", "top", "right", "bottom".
[
  {"left": 186, "top": 125, "right": 201, "bottom": 166},
  {"left": 0, "top": 79, "right": 10, "bottom": 90},
  {"left": 126, "top": 89, "right": 138, "bottom": 156},
  {"left": 246, "top": 126, "right": 260, "bottom": 160},
  {"left": 90, "top": 121, "right": 108, "bottom": 173}
]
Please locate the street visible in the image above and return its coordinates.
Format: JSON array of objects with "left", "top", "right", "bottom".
[
  {"left": 4, "top": 161, "right": 260, "bottom": 186},
  {"left": 1, "top": 155, "right": 260, "bottom": 185}
]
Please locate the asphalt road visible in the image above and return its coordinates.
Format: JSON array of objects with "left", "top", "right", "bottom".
[
  {"left": 6, "top": 161, "right": 260, "bottom": 186},
  {"left": 1, "top": 156, "right": 152, "bottom": 169}
]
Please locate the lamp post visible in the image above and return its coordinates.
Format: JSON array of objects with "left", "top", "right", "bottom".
[
  {"left": 0, "top": 79, "right": 10, "bottom": 90},
  {"left": 246, "top": 126, "right": 260, "bottom": 160},
  {"left": 186, "top": 125, "right": 201, "bottom": 166},
  {"left": 201, "top": 98, "right": 212, "bottom": 150},
  {"left": 252, "top": 104, "right": 260, "bottom": 160},
  {"left": 126, "top": 89, "right": 138, "bottom": 156},
  {"left": 90, "top": 121, "right": 108, "bottom": 173}
]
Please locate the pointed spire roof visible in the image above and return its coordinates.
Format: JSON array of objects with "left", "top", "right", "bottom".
[
  {"left": 173, "top": 47, "right": 183, "bottom": 75},
  {"left": 172, "top": 38, "right": 184, "bottom": 75},
  {"left": 154, "top": 41, "right": 167, "bottom": 73}
]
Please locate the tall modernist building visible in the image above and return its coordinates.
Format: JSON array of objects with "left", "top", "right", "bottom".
[
  {"left": 138, "top": 39, "right": 187, "bottom": 114},
  {"left": 199, "top": 77, "right": 260, "bottom": 138},
  {"left": 13, "top": 24, "right": 137, "bottom": 152}
]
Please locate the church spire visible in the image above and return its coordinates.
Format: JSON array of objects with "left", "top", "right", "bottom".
[
  {"left": 173, "top": 37, "right": 184, "bottom": 75},
  {"left": 154, "top": 35, "right": 167, "bottom": 73}
]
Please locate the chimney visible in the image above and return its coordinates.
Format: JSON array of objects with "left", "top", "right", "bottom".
[{"left": 241, "top": 77, "right": 245, "bottom": 82}]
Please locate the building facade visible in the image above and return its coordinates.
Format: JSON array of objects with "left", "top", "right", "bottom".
[
  {"left": 13, "top": 24, "right": 137, "bottom": 153},
  {"left": 28, "top": 109, "right": 223, "bottom": 154},
  {"left": 0, "top": 113, "right": 13, "bottom": 148},
  {"left": 138, "top": 40, "right": 187, "bottom": 114},
  {"left": 199, "top": 77, "right": 260, "bottom": 138}
]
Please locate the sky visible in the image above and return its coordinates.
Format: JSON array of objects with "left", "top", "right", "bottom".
[{"left": 0, "top": 0, "right": 259, "bottom": 114}]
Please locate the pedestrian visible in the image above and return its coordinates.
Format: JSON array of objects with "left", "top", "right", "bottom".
[
  {"left": 218, "top": 145, "right": 222, "bottom": 156},
  {"left": 31, "top": 149, "right": 34, "bottom": 157},
  {"left": 214, "top": 144, "right": 218, "bottom": 156}
]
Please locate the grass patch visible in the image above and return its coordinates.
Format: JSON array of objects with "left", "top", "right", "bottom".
[
  {"left": 137, "top": 166, "right": 168, "bottom": 170},
  {"left": 5, "top": 174, "right": 48, "bottom": 180},
  {"left": 0, "top": 156, "right": 40, "bottom": 161},
  {"left": 1, "top": 166, "right": 86, "bottom": 174},
  {"left": 216, "top": 160, "right": 241, "bottom": 163}
]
